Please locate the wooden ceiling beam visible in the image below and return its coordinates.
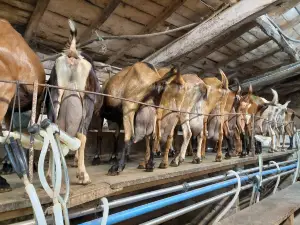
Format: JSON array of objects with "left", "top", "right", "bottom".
[
  {"left": 144, "top": 0, "right": 291, "bottom": 67},
  {"left": 226, "top": 48, "right": 281, "bottom": 72},
  {"left": 24, "top": 0, "right": 50, "bottom": 42},
  {"left": 256, "top": 14, "right": 299, "bottom": 62},
  {"left": 105, "top": 0, "right": 188, "bottom": 65},
  {"left": 216, "top": 38, "right": 270, "bottom": 69},
  {"left": 79, "top": 0, "right": 121, "bottom": 42},
  {"left": 180, "top": 22, "right": 256, "bottom": 69},
  {"left": 268, "top": 0, "right": 300, "bottom": 16}
]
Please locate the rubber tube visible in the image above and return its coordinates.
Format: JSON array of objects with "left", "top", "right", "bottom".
[
  {"left": 24, "top": 177, "right": 47, "bottom": 225},
  {"left": 53, "top": 203, "right": 64, "bottom": 225},
  {"left": 212, "top": 170, "right": 241, "bottom": 225},
  {"left": 269, "top": 161, "right": 280, "bottom": 194}
]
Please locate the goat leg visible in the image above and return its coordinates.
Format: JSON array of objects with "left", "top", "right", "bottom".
[
  {"left": 145, "top": 136, "right": 155, "bottom": 172},
  {"left": 240, "top": 133, "right": 247, "bottom": 158}
]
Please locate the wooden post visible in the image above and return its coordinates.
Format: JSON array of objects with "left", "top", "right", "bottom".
[
  {"left": 28, "top": 81, "right": 38, "bottom": 183},
  {"left": 282, "top": 213, "right": 294, "bottom": 225}
]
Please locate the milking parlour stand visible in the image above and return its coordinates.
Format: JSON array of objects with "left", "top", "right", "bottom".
[{"left": 2, "top": 122, "right": 300, "bottom": 225}]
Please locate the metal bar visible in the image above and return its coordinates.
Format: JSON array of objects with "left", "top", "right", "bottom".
[
  {"left": 80, "top": 164, "right": 297, "bottom": 225},
  {"left": 140, "top": 170, "right": 295, "bottom": 225},
  {"left": 10, "top": 161, "right": 296, "bottom": 225}
]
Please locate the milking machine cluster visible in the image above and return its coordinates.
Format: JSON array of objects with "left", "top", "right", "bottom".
[{"left": 1, "top": 119, "right": 81, "bottom": 225}]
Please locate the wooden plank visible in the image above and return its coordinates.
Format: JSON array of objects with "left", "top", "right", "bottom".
[
  {"left": 24, "top": 0, "right": 50, "bottom": 42},
  {"left": 79, "top": 0, "right": 121, "bottom": 42},
  {"left": 227, "top": 48, "right": 280, "bottom": 71},
  {"left": 256, "top": 15, "right": 299, "bottom": 62},
  {"left": 268, "top": 0, "right": 300, "bottom": 16},
  {"left": 282, "top": 214, "right": 295, "bottom": 225},
  {"left": 181, "top": 22, "right": 256, "bottom": 69},
  {"left": 217, "top": 183, "right": 300, "bottom": 225},
  {"left": 216, "top": 38, "right": 270, "bottom": 68},
  {"left": 144, "top": 0, "right": 288, "bottom": 67},
  {"left": 105, "top": 0, "right": 188, "bottom": 64}
]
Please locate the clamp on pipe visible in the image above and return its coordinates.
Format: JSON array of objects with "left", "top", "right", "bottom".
[
  {"left": 250, "top": 175, "right": 260, "bottom": 205},
  {"left": 212, "top": 170, "right": 241, "bottom": 225},
  {"left": 256, "top": 154, "right": 263, "bottom": 203},
  {"left": 269, "top": 161, "right": 281, "bottom": 194},
  {"left": 100, "top": 197, "right": 109, "bottom": 225}
]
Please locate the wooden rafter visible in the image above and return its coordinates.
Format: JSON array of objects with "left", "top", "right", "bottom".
[
  {"left": 24, "top": 0, "right": 50, "bottom": 42},
  {"left": 79, "top": 0, "right": 121, "bottom": 42},
  {"left": 144, "top": 0, "right": 292, "bottom": 67},
  {"left": 226, "top": 48, "right": 280, "bottom": 72},
  {"left": 215, "top": 38, "right": 269, "bottom": 69},
  {"left": 181, "top": 22, "right": 256, "bottom": 69},
  {"left": 105, "top": 0, "right": 188, "bottom": 64},
  {"left": 268, "top": 0, "right": 300, "bottom": 16},
  {"left": 256, "top": 15, "right": 299, "bottom": 62}
]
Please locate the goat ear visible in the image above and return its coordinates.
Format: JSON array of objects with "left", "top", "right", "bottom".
[
  {"left": 172, "top": 65, "right": 185, "bottom": 85},
  {"left": 219, "top": 69, "right": 229, "bottom": 90},
  {"left": 236, "top": 85, "right": 241, "bottom": 95}
]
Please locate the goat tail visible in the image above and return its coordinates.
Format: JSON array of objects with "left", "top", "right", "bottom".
[
  {"left": 219, "top": 68, "right": 229, "bottom": 90},
  {"left": 270, "top": 89, "right": 279, "bottom": 104},
  {"left": 65, "top": 19, "right": 79, "bottom": 58}
]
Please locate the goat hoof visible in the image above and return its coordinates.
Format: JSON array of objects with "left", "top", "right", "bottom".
[
  {"left": 240, "top": 152, "right": 247, "bottom": 158},
  {"left": 92, "top": 155, "right": 101, "bottom": 165},
  {"left": 287, "top": 146, "right": 293, "bottom": 150},
  {"left": 0, "top": 176, "right": 12, "bottom": 193},
  {"left": 192, "top": 157, "right": 202, "bottom": 164},
  {"left": 215, "top": 156, "right": 222, "bottom": 162},
  {"left": 225, "top": 153, "right": 231, "bottom": 159},
  {"left": 170, "top": 159, "right": 179, "bottom": 167},
  {"left": 145, "top": 162, "right": 155, "bottom": 172},
  {"left": 137, "top": 164, "right": 145, "bottom": 169},
  {"left": 76, "top": 171, "right": 91, "bottom": 185},
  {"left": 159, "top": 162, "right": 168, "bottom": 169},
  {"left": 268, "top": 150, "right": 274, "bottom": 153}
]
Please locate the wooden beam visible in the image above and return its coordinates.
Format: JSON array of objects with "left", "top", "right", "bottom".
[
  {"left": 105, "top": 0, "right": 188, "bottom": 64},
  {"left": 24, "top": 0, "right": 50, "bottom": 42},
  {"left": 144, "top": 0, "right": 290, "bottom": 67},
  {"left": 216, "top": 38, "right": 270, "bottom": 68},
  {"left": 241, "top": 61, "right": 300, "bottom": 88},
  {"left": 256, "top": 15, "right": 299, "bottom": 62},
  {"left": 79, "top": 0, "right": 121, "bottom": 42},
  {"left": 226, "top": 48, "right": 280, "bottom": 72},
  {"left": 268, "top": 0, "right": 300, "bottom": 16},
  {"left": 181, "top": 22, "right": 256, "bottom": 69}
]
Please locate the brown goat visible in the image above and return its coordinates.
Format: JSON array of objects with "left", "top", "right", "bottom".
[
  {"left": 97, "top": 63, "right": 178, "bottom": 175},
  {"left": 200, "top": 71, "right": 229, "bottom": 162},
  {"left": 151, "top": 73, "right": 209, "bottom": 169},
  {"left": 0, "top": 19, "right": 45, "bottom": 192}
]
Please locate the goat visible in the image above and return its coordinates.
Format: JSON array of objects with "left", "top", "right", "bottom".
[
  {"left": 47, "top": 20, "right": 99, "bottom": 184},
  {"left": 97, "top": 63, "right": 179, "bottom": 175},
  {"left": 199, "top": 70, "right": 229, "bottom": 162},
  {"left": 0, "top": 19, "right": 45, "bottom": 192}
]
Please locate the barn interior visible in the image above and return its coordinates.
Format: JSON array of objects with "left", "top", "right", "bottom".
[{"left": 1, "top": 0, "right": 300, "bottom": 224}]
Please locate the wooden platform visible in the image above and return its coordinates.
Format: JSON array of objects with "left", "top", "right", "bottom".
[
  {"left": 0, "top": 150, "right": 296, "bottom": 221},
  {"left": 217, "top": 182, "right": 300, "bottom": 225}
]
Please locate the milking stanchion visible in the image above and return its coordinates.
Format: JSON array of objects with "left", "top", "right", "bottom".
[{"left": 0, "top": 118, "right": 81, "bottom": 225}]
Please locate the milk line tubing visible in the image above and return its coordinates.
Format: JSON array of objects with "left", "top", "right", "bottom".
[{"left": 0, "top": 79, "right": 293, "bottom": 127}]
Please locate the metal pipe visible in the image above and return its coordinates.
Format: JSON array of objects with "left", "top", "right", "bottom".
[
  {"left": 139, "top": 170, "right": 295, "bottom": 225},
  {"left": 80, "top": 164, "right": 297, "bottom": 225}
]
